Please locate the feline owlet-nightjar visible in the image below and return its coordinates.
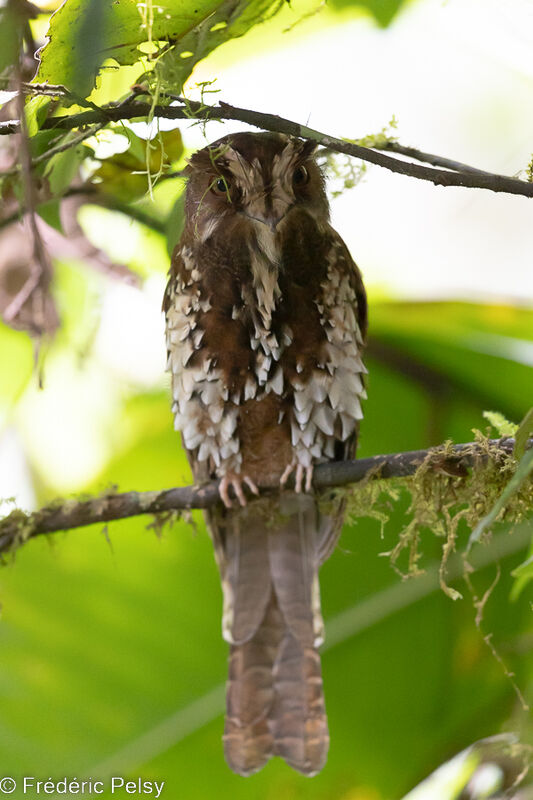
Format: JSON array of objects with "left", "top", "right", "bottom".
[{"left": 163, "top": 131, "right": 367, "bottom": 776}]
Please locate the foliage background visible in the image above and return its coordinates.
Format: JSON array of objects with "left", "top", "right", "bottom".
[{"left": 0, "top": 0, "right": 532, "bottom": 798}]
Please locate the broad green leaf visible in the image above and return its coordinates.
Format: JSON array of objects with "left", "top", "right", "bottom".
[
  {"left": 25, "top": 95, "right": 52, "bottom": 136},
  {"left": 155, "top": 0, "right": 285, "bottom": 92},
  {"left": 70, "top": 0, "right": 112, "bottom": 97},
  {"left": 120, "top": 127, "right": 148, "bottom": 165},
  {"left": 29, "top": 130, "right": 62, "bottom": 158},
  {"left": 370, "top": 301, "right": 533, "bottom": 426},
  {"left": 36, "top": 0, "right": 220, "bottom": 95},
  {"left": 157, "top": 128, "right": 184, "bottom": 165},
  {"left": 36, "top": 0, "right": 282, "bottom": 98},
  {"left": 92, "top": 161, "right": 150, "bottom": 203},
  {"left": 90, "top": 128, "right": 183, "bottom": 202},
  {"left": 37, "top": 199, "right": 63, "bottom": 233},
  {"left": 44, "top": 142, "right": 89, "bottom": 194}
]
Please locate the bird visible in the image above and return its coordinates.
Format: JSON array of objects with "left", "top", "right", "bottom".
[{"left": 163, "top": 130, "right": 367, "bottom": 777}]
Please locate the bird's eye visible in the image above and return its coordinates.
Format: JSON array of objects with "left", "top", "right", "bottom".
[
  {"left": 293, "top": 165, "right": 309, "bottom": 187},
  {"left": 212, "top": 176, "right": 230, "bottom": 196}
]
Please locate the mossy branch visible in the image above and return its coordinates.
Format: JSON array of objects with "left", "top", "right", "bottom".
[
  {"left": 1, "top": 96, "right": 533, "bottom": 198},
  {"left": 1, "top": 437, "right": 530, "bottom": 557}
]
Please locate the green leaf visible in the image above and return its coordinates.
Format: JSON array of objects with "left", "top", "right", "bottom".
[
  {"left": 129, "top": 127, "right": 184, "bottom": 169},
  {"left": 36, "top": 0, "right": 240, "bottom": 97},
  {"left": 370, "top": 301, "right": 533, "bottom": 424},
  {"left": 514, "top": 407, "right": 533, "bottom": 459},
  {"left": 155, "top": 0, "right": 285, "bottom": 93},
  {"left": 91, "top": 128, "right": 184, "bottom": 202},
  {"left": 70, "top": 0, "right": 112, "bottom": 97},
  {"left": 36, "top": 0, "right": 116, "bottom": 97},
  {"left": 44, "top": 143, "right": 87, "bottom": 194},
  {"left": 482, "top": 410, "right": 518, "bottom": 438},
  {"left": 37, "top": 0, "right": 286, "bottom": 99},
  {"left": 120, "top": 127, "right": 147, "bottom": 165},
  {"left": 25, "top": 96, "right": 52, "bottom": 137},
  {"left": 158, "top": 128, "right": 185, "bottom": 165},
  {"left": 29, "top": 130, "right": 62, "bottom": 158},
  {"left": 37, "top": 199, "right": 63, "bottom": 233}
]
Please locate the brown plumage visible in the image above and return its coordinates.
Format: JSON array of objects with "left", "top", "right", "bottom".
[{"left": 164, "top": 131, "right": 367, "bottom": 776}]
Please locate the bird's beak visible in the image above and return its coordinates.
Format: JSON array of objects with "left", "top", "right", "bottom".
[{"left": 243, "top": 206, "right": 291, "bottom": 231}]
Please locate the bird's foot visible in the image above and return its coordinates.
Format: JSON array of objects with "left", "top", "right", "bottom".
[
  {"left": 280, "top": 462, "right": 314, "bottom": 493},
  {"left": 219, "top": 472, "right": 259, "bottom": 509}
]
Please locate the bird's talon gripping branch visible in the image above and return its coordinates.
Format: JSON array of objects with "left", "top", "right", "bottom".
[
  {"left": 244, "top": 475, "right": 260, "bottom": 496},
  {"left": 305, "top": 465, "right": 314, "bottom": 493},
  {"left": 219, "top": 473, "right": 259, "bottom": 508},
  {"left": 280, "top": 463, "right": 314, "bottom": 493},
  {"left": 280, "top": 463, "right": 293, "bottom": 487}
]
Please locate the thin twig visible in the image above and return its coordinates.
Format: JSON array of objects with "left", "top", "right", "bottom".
[
  {"left": 0, "top": 123, "right": 104, "bottom": 178},
  {"left": 32, "top": 124, "right": 103, "bottom": 165},
  {"left": 19, "top": 81, "right": 69, "bottom": 95},
  {"left": 0, "top": 120, "right": 20, "bottom": 135},
  {"left": 0, "top": 78, "right": 117, "bottom": 114},
  {"left": 1, "top": 437, "right": 530, "bottom": 554},
  {"left": 382, "top": 141, "right": 497, "bottom": 177},
  {"left": 1, "top": 98, "right": 533, "bottom": 197}
]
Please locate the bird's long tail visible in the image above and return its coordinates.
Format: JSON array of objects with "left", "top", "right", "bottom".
[{"left": 216, "top": 494, "right": 329, "bottom": 776}]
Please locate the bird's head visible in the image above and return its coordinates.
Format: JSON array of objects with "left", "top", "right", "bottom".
[{"left": 184, "top": 131, "right": 330, "bottom": 241}]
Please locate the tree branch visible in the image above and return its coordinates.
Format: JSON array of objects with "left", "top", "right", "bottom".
[
  {"left": 382, "top": 141, "right": 498, "bottom": 176},
  {"left": 1, "top": 97, "right": 532, "bottom": 198},
  {"left": 1, "top": 437, "right": 529, "bottom": 555}
]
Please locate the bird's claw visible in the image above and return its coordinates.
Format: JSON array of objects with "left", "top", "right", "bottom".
[
  {"left": 280, "top": 462, "right": 313, "bottom": 493},
  {"left": 219, "top": 473, "right": 259, "bottom": 509}
]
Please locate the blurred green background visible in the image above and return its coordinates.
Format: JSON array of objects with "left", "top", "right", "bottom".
[{"left": 0, "top": 0, "right": 532, "bottom": 798}]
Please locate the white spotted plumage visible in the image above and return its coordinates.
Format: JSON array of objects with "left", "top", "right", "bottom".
[
  {"left": 166, "top": 229, "right": 366, "bottom": 477},
  {"left": 166, "top": 249, "right": 241, "bottom": 471}
]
